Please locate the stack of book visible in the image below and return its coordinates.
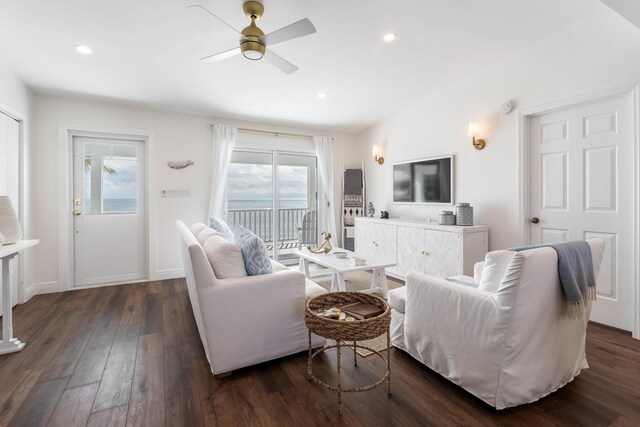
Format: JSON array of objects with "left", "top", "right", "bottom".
[{"left": 340, "top": 302, "right": 384, "bottom": 320}]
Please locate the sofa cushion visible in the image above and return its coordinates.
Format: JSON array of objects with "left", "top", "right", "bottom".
[
  {"left": 388, "top": 287, "right": 406, "bottom": 313},
  {"left": 478, "top": 250, "right": 516, "bottom": 293},
  {"left": 190, "top": 222, "right": 208, "bottom": 236},
  {"left": 305, "top": 279, "right": 328, "bottom": 299},
  {"left": 197, "top": 227, "right": 224, "bottom": 245},
  {"left": 203, "top": 235, "right": 247, "bottom": 279},
  {"left": 209, "top": 217, "right": 235, "bottom": 241},
  {"left": 234, "top": 227, "right": 273, "bottom": 276}
]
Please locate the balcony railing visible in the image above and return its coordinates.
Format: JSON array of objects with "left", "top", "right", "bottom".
[{"left": 227, "top": 208, "right": 317, "bottom": 248}]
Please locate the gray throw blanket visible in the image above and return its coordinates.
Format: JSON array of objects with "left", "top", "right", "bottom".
[{"left": 510, "top": 241, "right": 596, "bottom": 319}]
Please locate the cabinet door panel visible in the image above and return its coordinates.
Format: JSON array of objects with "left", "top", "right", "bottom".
[
  {"left": 423, "top": 230, "right": 460, "bottom": 277},
  {"left": 397, "top": 226, "right": 425, "bottom": 276},
  {"left": 355, "top": 221, "right": 396, "bottom": 265}
]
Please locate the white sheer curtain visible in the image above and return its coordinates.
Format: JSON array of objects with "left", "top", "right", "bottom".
[
  {"left": 313, "top": 136, "right": 337, "bottom": 243},
  {"left": 208, "top": 124, "right": 237, "bottom": 219}
]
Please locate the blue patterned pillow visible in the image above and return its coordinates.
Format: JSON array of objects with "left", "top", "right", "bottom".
[
  {"left": 208, "top": 217, "right": 234, "bottom": 242},
  {"left": 233, "top": 225, "right": 272, "bottom": 276}
]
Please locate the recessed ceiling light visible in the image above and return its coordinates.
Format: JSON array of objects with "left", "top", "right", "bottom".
[
  {"left": 75, "top": 45, "right": 93, "bottom": 55},
  {"left": 383, "top": 32, "right": 396, "bottom": 42},
  {"left": 317, "top": 92, "right": 327, "bottom": 99}
]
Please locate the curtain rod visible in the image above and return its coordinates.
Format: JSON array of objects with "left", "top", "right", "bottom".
[{"left": 210, "top": 124, "right": 333, "bottom": 140}]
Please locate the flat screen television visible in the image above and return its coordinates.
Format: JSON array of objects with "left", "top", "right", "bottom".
[{"left": 393, "top": 155, "right": 454, "bottom": 204}]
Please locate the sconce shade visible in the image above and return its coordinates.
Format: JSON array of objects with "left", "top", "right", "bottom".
[
  {"left": 372, "top": 145, "right": 384, "bottom": 165},
  {"left": 468, "top": 121, "right": 480, "bottom": 138}
]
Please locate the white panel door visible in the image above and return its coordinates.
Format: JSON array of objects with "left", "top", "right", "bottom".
[
  {"left": 529, "top": 93, "right": 634, "bottom": 330},
  {"left": 0, "top": 114, "right": 20, "bottom": 309},
  {"left": 73, "top": 137, "right": 146, "bottom": 287}
]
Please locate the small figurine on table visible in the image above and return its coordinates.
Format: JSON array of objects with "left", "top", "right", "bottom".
[{"left": 308, "top": 231, "right": 333, "bottom": 254}]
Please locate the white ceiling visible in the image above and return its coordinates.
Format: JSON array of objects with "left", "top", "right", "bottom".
[{"left": 0, "top": 0, "right": 603, "bottom": 132}]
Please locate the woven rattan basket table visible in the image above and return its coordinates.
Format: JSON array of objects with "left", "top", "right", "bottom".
[{"left": 305, "top": 292, "right": 391, "bottom": 415}]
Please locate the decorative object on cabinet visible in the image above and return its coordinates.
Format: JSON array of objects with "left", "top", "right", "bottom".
[
  {"left": 168, "top": 160, "right": 194, "bottom": 169},
  {"left": 439, "top": 211, "right": 455, "bottom": 225},
  {"left": 468, "top": 121, "right": 485, "bottom": 150},
  {"left": 0, "top": 196, "right": 22, "bottom": 244},
  {"left": 380, "top": 211, "right": 389, "bottom": 219},
  {"left": 372, "top": 145, "right": 384, "bottom": 165},
  {"left": 308, "top": 231, "right": 333, "bottom": 254},
  {"left": 354, "top": 217, "right": 488, "bottom": 280},
  {"left": 455, "top": 203, "right": 474, "bottom": 226},
  {"left": 366, "top": 202, "right": 375, "bottom": 218},
  {"left": 342, "top": 163, "right": 365, "bottom": 251}
]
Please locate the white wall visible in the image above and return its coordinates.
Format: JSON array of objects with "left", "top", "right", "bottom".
[
  {"left": 0, "top": 62, "right": 34, "bottom": 301},
  {"left": 31, "top": 94, "right": 359, "bottom": 289},
  {"left": 356, "top": 8, "right": 640, "bottom": 251}
]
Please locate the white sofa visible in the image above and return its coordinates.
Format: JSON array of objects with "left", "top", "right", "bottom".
[
  {"left": 177, "top": 220, "right": 327, "bottom": 376},
  {"left": 387, "top": 239, "right": 605, "bottom": 409}
]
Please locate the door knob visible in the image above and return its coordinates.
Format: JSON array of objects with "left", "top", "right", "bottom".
[
  {"left": 73, "top": 210, "right": 82, "bottom": 216},
  {"left": 529, "top": 217, "right": 540, "bottom": 224}
]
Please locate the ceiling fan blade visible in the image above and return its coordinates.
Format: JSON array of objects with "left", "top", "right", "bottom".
[
  {"left": 261, "top": 18, "right": 316, "bottom": 46},
  {"left": 264, "top": 50, "right": 298, "bottom": 74},
  {"left": 201, "top": 47, "right": 242, "bottom": 63},
  {"left": 188, "top": 4, "right": 243, "bottom": 37}
]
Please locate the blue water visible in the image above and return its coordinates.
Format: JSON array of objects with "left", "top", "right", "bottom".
[
  {"left": 85, "top": 198, "right": 137, "bottom": 213},
  {"left": 228, "top": 199, "right": 308, "bottom": 209}
]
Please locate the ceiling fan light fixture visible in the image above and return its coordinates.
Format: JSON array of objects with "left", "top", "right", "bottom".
[{"left": 240, "top": 39, "right": 265, "bottom": 60}]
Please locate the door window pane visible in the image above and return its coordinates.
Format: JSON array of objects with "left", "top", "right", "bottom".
[
  {"left": 226, "top": 152, "right": 274, "bottom": 254},
  {"left": 83, "top": 142, "right": 138, "bottom": 215}
]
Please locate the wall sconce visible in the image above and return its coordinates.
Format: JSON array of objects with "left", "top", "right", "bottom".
[
  {"left": 468, "top": 121, "right": 485, "bottom": 150},
  {"left": 372, "top": 145, "right": 384, "bottom": 165}
]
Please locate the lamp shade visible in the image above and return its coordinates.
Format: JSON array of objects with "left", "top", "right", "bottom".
[
  {"left": 468, "top": 121, "right": 480, "bottom": 138},
  {"left": 372, "top": 145, "right": 381, "bottom": 157},
  {"left": 0, "top": 196, "right": 22, "bottom": 244}
]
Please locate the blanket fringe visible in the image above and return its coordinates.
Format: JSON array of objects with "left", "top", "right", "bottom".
[{"left": 567, "top": 287, "right": 597, "bottom": 320}]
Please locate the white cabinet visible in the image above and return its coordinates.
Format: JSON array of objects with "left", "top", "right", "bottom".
[
  {"left": 355, "top": 221, "right": 398, "bottom": 274},
  {"left": 355, "top": 218, "right": 488, "bottom": 279}
]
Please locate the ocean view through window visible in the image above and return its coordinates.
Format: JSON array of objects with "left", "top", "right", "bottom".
[{"left": 226, "top": 150, "right": 318, "bottom": 262}]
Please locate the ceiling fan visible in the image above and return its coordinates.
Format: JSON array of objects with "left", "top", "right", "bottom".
[{"left": 189, "top": 1, "right": 316, "bottom": 74}]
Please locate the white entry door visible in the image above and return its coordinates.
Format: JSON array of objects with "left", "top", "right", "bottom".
[
  {"left": 73, "top": 137, "right": 146, "bottom": 287},
  {"left": 0, "top": 113, "right": 19, "bottom": 308},
  {"left": 529, "top": 92, "right": 634, "bottom": 331}
]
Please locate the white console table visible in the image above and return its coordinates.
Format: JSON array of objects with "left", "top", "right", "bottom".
[{"left": 0, "top": 239, "right": 39, "bottom": 354}]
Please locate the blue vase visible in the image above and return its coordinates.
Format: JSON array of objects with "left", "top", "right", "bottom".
[{"left": 367, "top": 202, "right": 375, "bottom": 218}]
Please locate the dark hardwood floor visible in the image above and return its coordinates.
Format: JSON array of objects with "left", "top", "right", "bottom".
[{"left": 0, "top": 279, "right": 638, "bottom": 426}]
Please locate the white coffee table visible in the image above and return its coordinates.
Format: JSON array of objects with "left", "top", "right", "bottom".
[{"left": 294, "top": 248, "right": 396, "bottom": 298}]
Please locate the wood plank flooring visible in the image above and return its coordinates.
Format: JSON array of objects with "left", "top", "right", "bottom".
[{"left": 0, "top": 278, "right": 638, "bottom": 426}]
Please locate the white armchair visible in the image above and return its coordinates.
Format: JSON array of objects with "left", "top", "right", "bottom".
[
  {"left": 177, "top": 220, "right": 326, "bottom": 376},
  {"left": 388, "top": 239, "right": 605, "bottom": 409}
]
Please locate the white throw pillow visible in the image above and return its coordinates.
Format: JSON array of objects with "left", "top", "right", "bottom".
[
  {"left": 197, "top": 228, "right": 224, "bottom": 245},
  {"left": 190, "top": 222, "right": 207, "bottom": 236},
  {"left": 209, "top": 217, "right": 235, "bottom": 242},
  {"left": 203, "top": 235, "right": 247, "bottom": 279},
  {"left": 478, "top": 250, "right": 516, "bottom": 293}
]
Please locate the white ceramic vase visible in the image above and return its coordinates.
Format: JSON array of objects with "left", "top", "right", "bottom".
[{"left": 0, "top": 196, "right": 22, "bottom": 244}]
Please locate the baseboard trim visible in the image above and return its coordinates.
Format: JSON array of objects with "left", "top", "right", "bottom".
[
  {"left": 25, "top": 281, "right": 61, "bottom": 300},
  {"left": 151, "top": 268, "right": 185, "bottom": 281}
]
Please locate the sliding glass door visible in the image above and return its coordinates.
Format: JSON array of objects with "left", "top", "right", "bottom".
[{"left": 226, "top": 150, "right": 318, "bottom": 263}]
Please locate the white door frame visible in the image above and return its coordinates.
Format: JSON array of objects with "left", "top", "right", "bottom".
[
  {"left": 518, "top": 82, "right": 640, "bottom": 339},
  {"left": 58, "top": 123, "right": 157, "bottom": 290},
  {"left": 0, "top": 100, "right": 28, "bottom": 303}
]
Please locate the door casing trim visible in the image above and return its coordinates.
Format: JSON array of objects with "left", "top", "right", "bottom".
[{"left": 517, "top": 82, "right": 640, "bottom": 339}]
